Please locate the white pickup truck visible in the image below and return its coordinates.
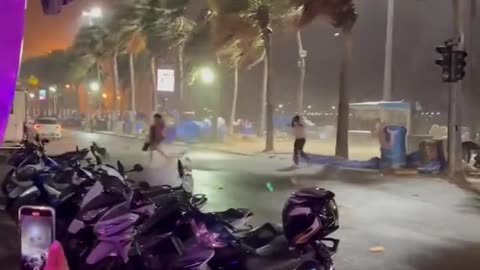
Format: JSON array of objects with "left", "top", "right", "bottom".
[{"left": 0, "top": 90, "right": 26, "bottom": 153}]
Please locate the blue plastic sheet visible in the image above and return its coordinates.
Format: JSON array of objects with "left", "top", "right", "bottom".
[{"left": 308, "top": 154, "right": 380, "bottom": 170}]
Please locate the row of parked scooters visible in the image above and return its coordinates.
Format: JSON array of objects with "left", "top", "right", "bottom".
[{"left": 3, "top": 135, "right": 341, "bottom": 270}]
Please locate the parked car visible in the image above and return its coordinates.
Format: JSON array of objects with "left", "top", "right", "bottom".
[{"left": 33, "top": 117, "right": 62, "bottom": 139}]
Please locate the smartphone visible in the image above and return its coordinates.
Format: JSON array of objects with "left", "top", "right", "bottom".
[{"left": 19, "top": 206, "right": 55, "bottom": 270}]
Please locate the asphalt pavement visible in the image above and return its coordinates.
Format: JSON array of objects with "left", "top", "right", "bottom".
[{"left": 1, "top": 130, "right": 480, "bottom": 270}]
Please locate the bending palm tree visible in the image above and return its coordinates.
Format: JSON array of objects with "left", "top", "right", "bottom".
[{"left": 293, "top": 0, "right": 358, "bottom": 158}]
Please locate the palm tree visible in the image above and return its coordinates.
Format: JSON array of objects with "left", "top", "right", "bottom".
[
  {"left": 293, "top": 0, "right": 358, "bottom": 158},
  {"left": 216, "top": 32, "right": 265, "bottom": 135},
  {"left": 118, "top": 0, "right": 194, "bottom": 114}
]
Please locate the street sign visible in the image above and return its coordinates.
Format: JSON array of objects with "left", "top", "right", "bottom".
[
  {"left": 157, "top": 69, "right": 175, "bottom": 92},
  {"left": 39, "top": 89, "right": 46, "bottom": 100},
  {"left": 27, "top": 75, "right": 39, "bottom": 87}
]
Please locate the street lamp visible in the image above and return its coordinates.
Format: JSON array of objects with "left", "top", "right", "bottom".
[
  {"left": 89, "top": 81, "right": 100, "bottom": 92},
  {"left": 199, "top": 67, "right": 215, "bottom": 84},
  {"left": 82, "top": 7, "right": 103, "bottom": 25}
]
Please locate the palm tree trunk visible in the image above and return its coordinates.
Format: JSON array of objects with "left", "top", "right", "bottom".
[
  {"left": 178, "top": 45, "right": 185, "bottom": 115},
  {"left": 264, "top": 32, "right": 274, "bottom": 152},
  {"left": 229, "top": 63, "right": 239, "bottom": 135},
  {"left": 150, "top": 56, "right": 157, "bottom": 113},
  {"left": 335, "top": 29, "right": 353, "bottom": 158},
  {"left": 259, "top": 56, "right": 267, "bottom": 137},
  {"left": 113, "top": 53, "right": 119, "bottom": 112},
  {"left": 296, "top": 30, "right": 306, "bottom": 114},
  {"left": 129, "top": 52, "right": 136, "bottom": 112},
  {"left": 112, "top": 49, "right": 120, "bottom": 116}
]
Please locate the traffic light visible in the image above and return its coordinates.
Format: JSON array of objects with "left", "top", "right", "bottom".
[
  {"left": 435, "top": 45, "right": 453, "bottom": 82},
  {"left": 453, "top": 50, "right": 467, "bottom": 81}
]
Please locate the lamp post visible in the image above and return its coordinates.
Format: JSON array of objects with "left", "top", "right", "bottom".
[
  {"left": 49, "top": 85, "right": 57, "bottom": 116},
  {"left": 198, "top": 66, "right": 219, "bottom": 141},
  {"left": 383, "top": 0, "right": 395, "bottom": 101},
  {"left": 88, "top": 81, "right": 100, "bottom": 129}
]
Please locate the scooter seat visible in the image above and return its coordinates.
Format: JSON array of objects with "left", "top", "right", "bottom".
[
  {"left": 214, "top": 208, "right": 253, "bottom": 224},
  {"left": 237, "top": 223, "right": 283, "bottom": 252}
]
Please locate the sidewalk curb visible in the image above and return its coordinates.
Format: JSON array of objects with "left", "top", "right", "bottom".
[{"left": 77, "top": 129, "right": 255, "bottom": 156}]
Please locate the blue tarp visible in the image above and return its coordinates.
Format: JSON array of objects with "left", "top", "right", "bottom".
[
  {"left": 309, "top": 154, "right": 381, "bottom": 170},
  {"left": 173, "top": 119, "right": 227, "bottom": 143}
]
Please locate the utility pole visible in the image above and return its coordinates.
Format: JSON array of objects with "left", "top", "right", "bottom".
[
  {"left": 383, "top": 0, "right": 395, "bottom": 101},
  {"left": 436, "top": 0, "right": 468, "bottom": 179}
]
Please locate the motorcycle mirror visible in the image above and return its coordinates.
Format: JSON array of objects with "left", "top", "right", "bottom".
[
  {"left": 117, "top": 160, "right": 125, "bottom": 175},
  {"left": 132, "top": 164, "right": 143, "bottom": 172},
  {"left": 177, "top": 160, "right": 185, "bottom": 178}
]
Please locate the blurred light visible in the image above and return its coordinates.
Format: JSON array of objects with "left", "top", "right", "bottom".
[
  {"left": 102, "top": 93, "right": 107, "bottom": 99},
  {"left": 117, "top": 96, "right": 121, "bottom": 100},
  {"left": 90, "top": 7, "right": 102, "bottom": 18},
  {"left": 83, "top": 7, "right": 102, "bottom": 18},
  {"left": 278, "top": 104, "right": 284, "bottom": 108},
  {"left": 331, "top": 106, "right": 336, "bottom": 110},
  {"left": 49, "top": 86, "right": 57, "bottom": 92},
  {"left": 29, "top": 93, "right": 35, "bottom": 98},
  {"left": 437, "top": 112, "right": 441, "bottom": 115},
  {"left": 334, "top": 32, "right": 340, "bottom": 37},
  {"left": 199, "top": 67, "right": 215, "bottom": 84},
  {"left": 89, "top": 81, "right": 100, "bottom": 92},
  {"left": 65, "top": 84, "right": 71, "bottom": 89},
  {"left": 307, "top": 105, "right": 312, "bottom": 109}
]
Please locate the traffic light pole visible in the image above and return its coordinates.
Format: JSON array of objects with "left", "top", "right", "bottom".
[{"left": 448, "top": 0, "right": 465, "bottom": 179}]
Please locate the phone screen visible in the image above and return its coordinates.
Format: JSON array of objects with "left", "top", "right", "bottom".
[{"left": 19, "top": 207, "right": 55, "bottom": 270}]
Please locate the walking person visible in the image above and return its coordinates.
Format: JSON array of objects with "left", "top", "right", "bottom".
[
  {"left": 144, "top": 113, "right": 169, "bottom": 162},
  {"left": 291, "top": 115, "right": 310, "bottom": 166}
]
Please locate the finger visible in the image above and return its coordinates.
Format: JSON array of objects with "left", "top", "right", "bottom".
[{"left": 45, "top": 241, "right": 69, "bottom": 270}]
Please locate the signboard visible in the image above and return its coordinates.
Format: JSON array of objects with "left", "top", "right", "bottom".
[
  {"left": 39, "top": 89, "right": 47, "bottom": 100},
  {"left": 157, "top": 69, "right": 175, "bottom": 92}
]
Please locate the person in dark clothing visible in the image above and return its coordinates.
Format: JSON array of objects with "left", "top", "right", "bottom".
[
  {"left": 291, "top": 115, "right": 310, "bottom": 166},
  {"left": 146, "top": 113, "right": 168, "bottom": 161}
]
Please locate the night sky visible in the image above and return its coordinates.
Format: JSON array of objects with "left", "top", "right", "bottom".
[{"left": 24, "top": 0, "right": 480, "bottom": 114}]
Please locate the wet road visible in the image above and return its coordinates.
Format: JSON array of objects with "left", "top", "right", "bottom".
[{"left": 1, "top": 130, "right": 480, "bottom": 269}]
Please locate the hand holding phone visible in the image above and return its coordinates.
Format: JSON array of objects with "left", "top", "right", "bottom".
[{"left": 19, "top": 206, "right": 55, "bottom": 270}]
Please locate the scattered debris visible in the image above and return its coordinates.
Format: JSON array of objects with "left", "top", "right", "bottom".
[{"left": 369, "top": 246, "right": 385, "bottom": 253}]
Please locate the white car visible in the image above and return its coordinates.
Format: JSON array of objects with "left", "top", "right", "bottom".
[{"left": 33, "top": 117, "right": 62, "bottom": 139}]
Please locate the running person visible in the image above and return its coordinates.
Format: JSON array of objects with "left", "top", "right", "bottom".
[
  {"left": 147, "top": 113, "right": 169, "bottom": 161},
  {"left": 291, "top": 115, "right": 310, "bottom": 166}
]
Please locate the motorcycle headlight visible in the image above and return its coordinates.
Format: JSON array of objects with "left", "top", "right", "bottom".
[{"left": 82, "top": 207, "right": 109, "bottom": 222}]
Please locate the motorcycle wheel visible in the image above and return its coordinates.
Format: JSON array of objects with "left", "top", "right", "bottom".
[{"left": 1, "top": 169, "right": 15, "bottom": 195}]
